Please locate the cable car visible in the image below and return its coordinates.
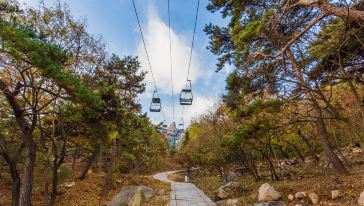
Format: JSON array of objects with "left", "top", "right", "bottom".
[
  {"left": 150, "top": 91, "right": 161, "bottom": 112},
  {"left": 177, "top": 119, "right": 184, "bottom": 133},
  {"left": 161, "top": 121, "right": 168, "bottom": 134},
  {"left": 180, "top": 80, "right": 193, "bottom": 105}
]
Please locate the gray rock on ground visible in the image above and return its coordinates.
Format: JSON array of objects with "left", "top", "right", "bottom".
[
  {"left": 258, "top": 183, "right": 281, "bottom": 202},
  {"left": 109, "top": 186, "right": 155, "bottom": 206},
  {"left": 128, "top": 187, "right": 142, "bottom": 206},
  {"left": 226, "top": 172, "right": 237, "bottom": 182}
]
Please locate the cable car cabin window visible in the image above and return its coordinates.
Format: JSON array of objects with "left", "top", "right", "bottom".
[
  {"left": 150, "top": 91, "right": 161, "bottom": 112},
  {"left": 160, "top": 121, "right": 168, "bottom": 133},
  {"left": 177, "top": 120, "right": 184, "bottom": 133},
  {"left": 180, "top": 80, "right": 193, "bottom": 105}
]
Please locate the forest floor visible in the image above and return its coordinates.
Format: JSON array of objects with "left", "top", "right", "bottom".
[
  {"left": 0, "top": 169, "right": 170, "bottom": 206},
  {"left": 187, "top": 147, "right": 364, "bottom": 206}
]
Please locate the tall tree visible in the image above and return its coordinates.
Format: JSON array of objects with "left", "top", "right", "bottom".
[{"left": 204, "top": 0, "right": 359, "bottom": 175}]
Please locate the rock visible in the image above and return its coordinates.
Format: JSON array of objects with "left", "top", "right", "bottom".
[
  {"left": 308, "top": 192, "right": 319, "bottom": 205},
  {"left": 258, "top": 183, "right": 281, "bottom": 202},
  {"left": 217, "top": 181, "right": 240, "bottom": 199},
  {"left": 223, "top": 181, "right": 240, "bottom": 189},
  {"left": 64, "top": 182, "right": 76, "bottom": 188},
  {"left": 226, "top": 172, "right": 237, "bottom": 182},
  {"left": 158, "top": 189, "right": 166, "bottom": 196},
  {"left": 331, "top": 190, "right": 340, "bottom": 199},
  {"left": 128, "top": 187, "right": 142, "bottom": 206},
  {"left": 352, "top": 148, "right": 363, "bottom": 154},
  {"left": 287, "top": 194, "right": 294, "bottom": 201},
  {"left": 109, "top": 186, "right": 155, "bottom": 206},
  {"left": 294, "top": 204, "right": 303, "bottom": 206},
  {"left": 216, "top": 200, "right": 226, "bottom": 206},
  {"left": 358, "top": 191, "right": 364, "bottom": 206},
  {"left": 255, "top": 201, "right": 286, "bottom": 206},
  {"left": 226, "top": 199, "right": 238, "bottom": 206},
  {"left": 295, "top": 192, "right": 307, "bottom": 199},
  {"left": 217, "top": 188, "right": 229, "bottom": 199},
  {"left": 217, "top": 199, "right": 239, "bottom": 206},
  {"left": 287, "top": 159, "right": 299, "bottom": 165}
]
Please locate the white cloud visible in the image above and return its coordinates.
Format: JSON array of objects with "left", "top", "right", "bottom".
[
  {"left": 135, "top": 6, "right": 224, "bottom": 126},
  {"left": 179, "top": 94, "right": 217, "bottom": 123},
  {"left": 136, "top": 9, "right": 202, "bottom": 95}
]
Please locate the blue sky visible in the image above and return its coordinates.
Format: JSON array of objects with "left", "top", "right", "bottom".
[{"left": 20, "top": 0, "right": 230, "bottom": 126}]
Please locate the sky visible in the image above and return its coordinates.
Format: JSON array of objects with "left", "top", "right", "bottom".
[{"left": 19, "top": 0, "right": 230, "bottom": 126}]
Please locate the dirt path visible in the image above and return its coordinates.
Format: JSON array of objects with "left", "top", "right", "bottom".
[{"left": 153, "top": 171, "right": 216, "bottom": 206}]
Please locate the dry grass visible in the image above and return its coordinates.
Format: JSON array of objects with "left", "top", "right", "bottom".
[
  {"left": 167, "top": 171, "right": 185, "bottom": 182},
  {"left": 0, "top": 171, "right": 170, "bottom": 206},
  {"left": 191, "top": 162, "right": 364, "bottom": 206}
]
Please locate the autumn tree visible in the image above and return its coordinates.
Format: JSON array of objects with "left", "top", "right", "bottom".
[{"left": 203, "top": 0, "right": 364, "bottom": 175}]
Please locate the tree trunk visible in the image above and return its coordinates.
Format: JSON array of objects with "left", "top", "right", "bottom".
[
  {"left": 20, "top": 136, "right": 36, "bottom": 206},
  {"left": 43, "top": 165, "right": 49, "bottom": 206},
  {"left": 49, "top": 164, "right": 58, "bottom": 206},
  {"left": 0, "top": 132, "right": 22, "bottom": 206},
  {"left": 286, "top": 49, "right": 349, "bottom": 175},
  {"left": 71, "top": 147, "right": 78, "bottom": 170},
  {"left": 277, "top": 145, "right": 290, "bottom": 159},
  {"left": 291, "top": 144, "right": 305, "bottom": 162},
  {"left": 79, "top": 144, "right": 100, "bottom": 180},
  {"left": 240, "top": 149, "right": 261, "bottom": 181},
  {"left": 10, "top": 161, "right": 21, "bottom": 206},
  {"left": 315, "top": 83, "right": 364, "bottom": 143},
  {"left": 298, "top": 0, "right": 364, "bottom": 22},
  {"left": 266, "top": 156, "right": 279, "bottom": 181},
  {"left": 297, "top": 130, "right": 320, "bottom": 163},
  {"left": 262, "top": 150, "right": 279, "bottom": 181},
  {"left": 98, "top": 149, "right": 103, "bottom": 173},
  {"left": 250, "top": 160, "right": 260, "bottom": 181},
  {"left": 101, "top": 140, "right": 117, "bottom": 197}
]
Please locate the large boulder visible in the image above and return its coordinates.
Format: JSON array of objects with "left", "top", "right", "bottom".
[
  {"left": 128, "top": 187, "right": 142, "bottom": 206},
  {"left": 258, "top": 183, "right": 281, "bottom": 202},
  {"left": 109, "top": 186, "right": 155, "bottom": 206},
  {"left": 358, "top": 191, "right": 364, "bottom": 206}
]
